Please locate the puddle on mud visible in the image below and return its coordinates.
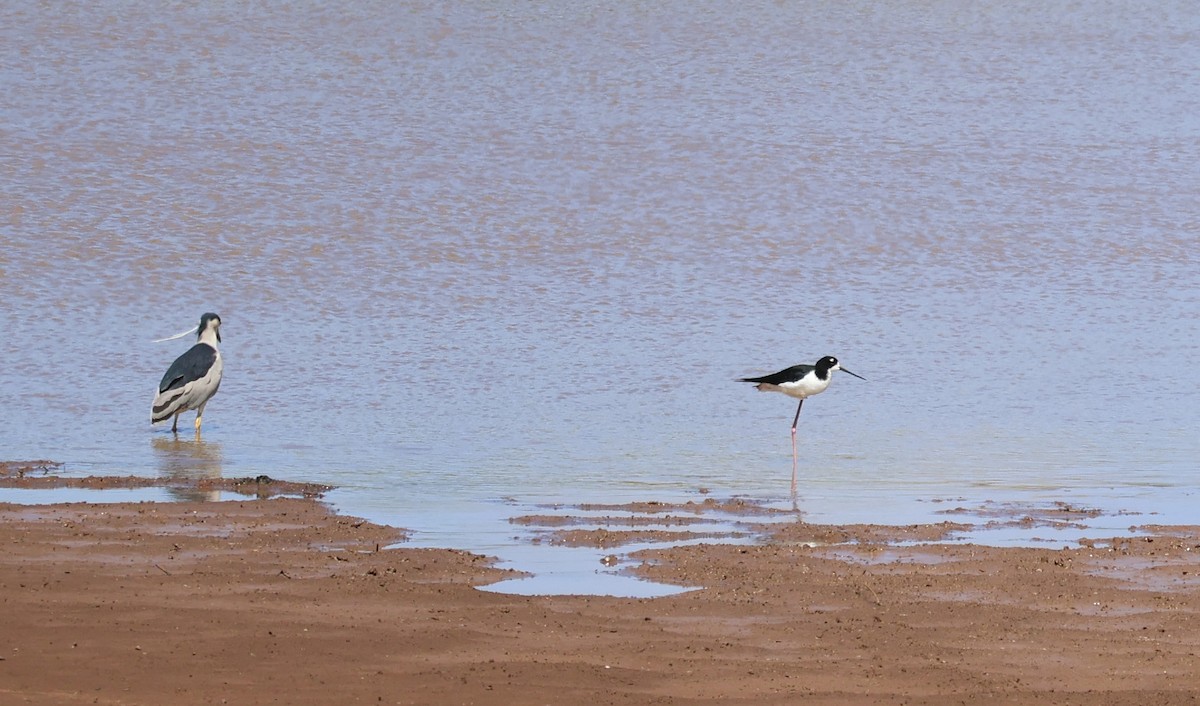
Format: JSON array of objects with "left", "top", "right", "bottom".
[
  {"left": 2, "top": 462, "right": 1191, "bottom": 599},
  {"left": 0, "top": 487, "right": 181, "bottom": 505}
]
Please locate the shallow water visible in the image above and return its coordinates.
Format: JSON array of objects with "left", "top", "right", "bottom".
[{"left": 3, "top": 1, "right": 1198, "bottom": 589}]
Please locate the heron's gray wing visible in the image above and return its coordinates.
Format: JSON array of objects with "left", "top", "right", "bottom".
[{"left": 158, "top": 343, "right": 217, "bottom": 393}]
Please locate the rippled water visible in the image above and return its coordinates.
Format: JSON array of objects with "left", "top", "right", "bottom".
[{"left": 3, "top": 2, "right": 1198, "bottom": 564}]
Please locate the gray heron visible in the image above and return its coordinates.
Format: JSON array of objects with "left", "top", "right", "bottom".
[{"left": 151, "top": 313, "right": 224, "bottom": 434}]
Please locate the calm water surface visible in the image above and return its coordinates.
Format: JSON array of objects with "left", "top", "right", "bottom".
[{"left": 3, "top": 3, "right": 1198, "bottom": 570}]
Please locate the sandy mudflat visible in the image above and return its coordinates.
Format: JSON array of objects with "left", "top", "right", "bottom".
[{"left": 1, "top": 472, "right": 1199, "bottom": 704}]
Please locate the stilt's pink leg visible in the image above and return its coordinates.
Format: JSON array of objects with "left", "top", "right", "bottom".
[{"left": 790, "top": 400, "right": 804, "bottom": 497}]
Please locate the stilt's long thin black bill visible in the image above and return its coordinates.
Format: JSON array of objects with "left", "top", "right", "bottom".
[{"left": 841, "top": 368, "right": 866, "bottom": 380}]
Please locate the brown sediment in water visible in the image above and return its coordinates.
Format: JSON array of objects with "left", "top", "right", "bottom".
[
  {"left": 0, "top": 465, "right": 331, "bottom": 498},
  {"left": 572, "top": 497, "right": 791, "bottom": 516},
  {"left": 511, "top": 512, "right": 716, "bottom": 527},
  {"left": 0, "top": 460, "right": 64, "bottom": 477},
  {"left": 544, "top": 527, "right": 746, "bottom": 548},
  {"left": 932, "top": 499, "right": 1113, "bottom": 532},
  {"left": 767, "top": 519, "right": 974, "bottom": 545},
  {"left": 1, "top": 479, "right": 1198, "bottom": 703},
  {"left": 521, "top": 502, "right": 971, "bottom": 547}
]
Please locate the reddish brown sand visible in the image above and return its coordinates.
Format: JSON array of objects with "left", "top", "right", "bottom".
[{"left": 2, "top": 475, "right": 1199, "bottom": 703}]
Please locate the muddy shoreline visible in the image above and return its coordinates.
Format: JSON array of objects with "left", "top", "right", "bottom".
[{"left": 2, "top": 464, "right": 1198, "bottom": 704}]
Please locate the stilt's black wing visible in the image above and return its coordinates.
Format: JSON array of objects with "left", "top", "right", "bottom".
[
  {"left": 159, "top": 343, "right": 217, "bottom": 394},
  {"left": 738, "top": 364, "right": 813, "bottom": 386}
]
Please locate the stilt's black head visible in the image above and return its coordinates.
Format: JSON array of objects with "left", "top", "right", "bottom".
[
  {"left": 199, "top": 312, "right": 222, "bottom": 343},
  {"left": 815, "top": 356, "right": 839, "bottom": 373}
]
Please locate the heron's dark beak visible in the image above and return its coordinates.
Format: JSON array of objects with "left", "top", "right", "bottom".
[{"left": 841, "top": 368, "right": 865, "bottom": 380}]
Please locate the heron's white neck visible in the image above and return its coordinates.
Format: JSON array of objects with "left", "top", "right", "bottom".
[{"left": 198, "top": 326, "right": 220, "bottom": 347}]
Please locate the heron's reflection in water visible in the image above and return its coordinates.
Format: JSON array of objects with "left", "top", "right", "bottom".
[{"left": 151, "top": 434, "right": 224, "bottom": 501}]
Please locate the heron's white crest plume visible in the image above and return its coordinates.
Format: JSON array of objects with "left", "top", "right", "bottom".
[{"left": 152, "top": 325, "right": 199, "bottom": 343}]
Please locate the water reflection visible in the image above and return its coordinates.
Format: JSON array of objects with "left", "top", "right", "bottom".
[
  {"left": 151, "top": 435, "right": 224, "bottom": 502},
  {"left": 2, "top": 1, "right": 1197, "bottom": 542}
]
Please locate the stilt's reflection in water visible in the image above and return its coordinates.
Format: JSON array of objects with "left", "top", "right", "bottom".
[{"left": 151, "top": 434, "right": 224, "bottom": 501}]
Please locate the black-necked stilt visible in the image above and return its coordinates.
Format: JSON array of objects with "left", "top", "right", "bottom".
[
  {"left": 152, "top": 313, "right": 224, "bottom": 434},
  {"left": 739, "top": 355, "right": 864, "bottom": 495}
]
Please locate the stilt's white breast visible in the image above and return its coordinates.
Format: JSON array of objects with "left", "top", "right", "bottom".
[{"left": 775, "top": 373, "right": 831, "bottom": 400}]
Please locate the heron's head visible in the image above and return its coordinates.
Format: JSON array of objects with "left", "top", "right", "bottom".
[{"left": 199, "top": 312, "right": 222, "bottom": 343}]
